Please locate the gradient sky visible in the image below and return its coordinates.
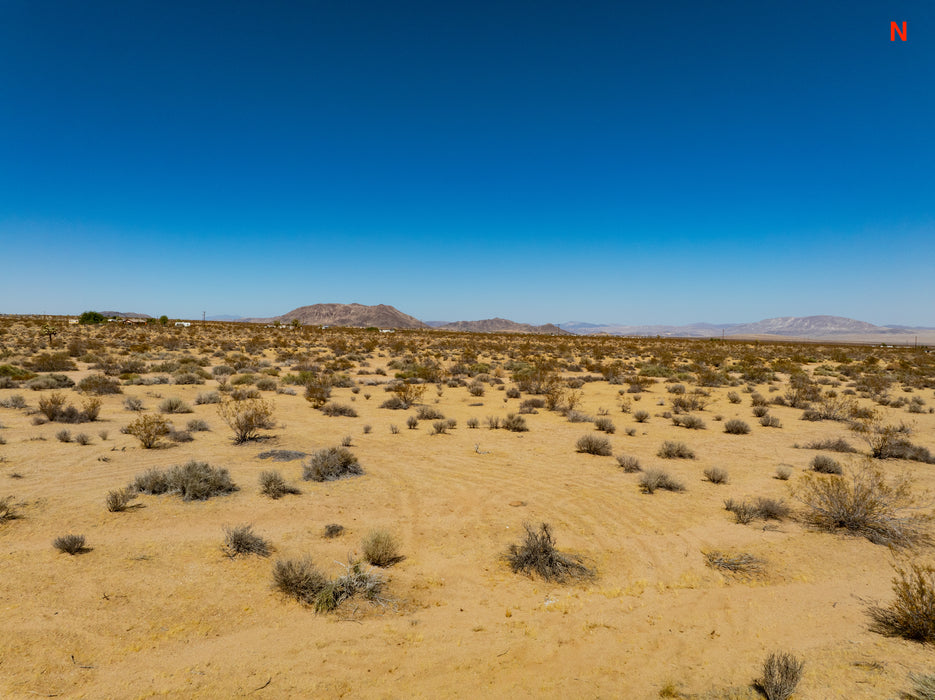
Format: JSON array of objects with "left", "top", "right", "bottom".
[{"left": 1, "top": 1, "right": 932, "bottom": 325}]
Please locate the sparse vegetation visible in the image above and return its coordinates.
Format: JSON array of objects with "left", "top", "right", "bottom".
[
  {"left": 639, "top": 469, "right": 685, "bottom": 494},
  {"left": 130, "top": 461, "right": 237, "bottom": 501},
  {"left": 303, "top": 447, "right": 363, "bottom": 482},
  {"left": 616, "top": 454, "right": 642, "bottom": 472},
  {"left": 576, "top": 434, "right": 612, "bottom": 456},
  {"left": 53, "top": 534, "right": 88, "bottom": 555},
  {"left": 704, "top": 467, "right": 729, "bottom": 484},
  {"left": 217, "top": 397, "right": 276, "bottom": 443},
  {"left": 223, "top": 524, "right": 271, "bottom": 557},
  {"left": 105, "top": 488, "right": 137, "bottom": 512},
  {"left": 724, "top": 419, "right": 751, "bottom": 435},
  {"left": 125, "top": 414, "right": 171, "bottom": 448},
  {"left": 704, "top": 550, "right": 764, "bottom": 577},
  {"left": 361, "top": 529, "right": 404, "bottom": 567},
  {"left": 505, "top": 522, "right": 593, "bottom": 582},
  {"left": 756, "top": 651, "right": 804, "bottom": 700},
  {"left": 657, "top": 441, "right": 695, "bottom": 459},
  {"left": 259, "top": 470, "right": 300, "bottom": 498}
]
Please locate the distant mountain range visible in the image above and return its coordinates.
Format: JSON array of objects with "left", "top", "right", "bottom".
[
  {"left": 197, "top": 305, "right": 934, "bottom": 340},
  {"left": 99, "top": 311, "right": 152, "bottom": 319}
]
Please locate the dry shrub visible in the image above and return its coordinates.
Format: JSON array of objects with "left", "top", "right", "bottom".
[
  {"left": 804, "top": 438, "right": 858, "bottom": 454},
  {"left": 323, "top": 523, "right": 345, "bottom": 538},
  {"left": 159, "top": 397, "right": 192, "bottom": 414},
  {"left": 502, "top": 413, "right": 528, "bottom": 432},
  {"left": 903, "top": 673, "right": 935, "bottom": 700},
  {"left": 757, "top": 651, "right": 804, "bottom": 700},
  {"left": 0, "top": 496, "right": 20, "bottom": 523},
  {"left": 361, "top": 529, "right": 404, "bottom": 567},
  {"left": 223, "top": 524, "right": 271, "bottom": 557},
  {"left": 725, "top": 497, "right": 791, "bottom": 524},
  {"left": 639, "top": 468, "right": 685, "bottom": 494},
  {"left": 130, "top": 461, "right": 237, "bottom": 501},
  {"left": 77, "top": 373, "right": 122, "bottom": 395},
  {"left": 633, "top": 410, "right": 650, "bottom": 423},
  {"left": 576, "top": 434, "right": 612, "bottom": 456},
  {"left": 320, "top": 402, "right": 357, "bottom": 417},
  {"left": 704, "top": 467, "right": 729, "bottom": 484},
  {"left": 272, "top": 557, "right": 328, "bottom": 604},
  {"left": 657, "top": 440, "right": 695, "bottom": 459},
  {"left": 796, "top": 461, "right": 930, "bottom": 548},
  {"left": 303, "top": 447, "right": 362, "bottom": 482},
  {"left": 505, "top": 522, "right": 593, "bottom": 582},
  {"left": 868, "top": 563, "right": 935, "bottom": 642},
  {"left": 125, "top": 414, "right": 171, "bottom": 448},
  {"left": 259, "top": 470, "right": 300, "bottom": 499},
  {"left": 105, "top": 488, "right": 137, "bottom": 512},
  {"left": 53, "top": 534, "right": 88, "bottom": 555},
  {"left": 724, "top": 419, "right": 751, "bottom": 435},
  {"left": 810, "top": 454, "right": 842, "bottom": 474},
  {"left": 217, "top": 397, "right": 276, "bottom": 443},
  {"left": 314, "top": 558, "right": 386, "bottom": 613},
  {"left": 703, "top": 550, "right": 764, "bottom": 578},
  {"left": 616, "top": 454, "right": 642, "bottom": 472}
]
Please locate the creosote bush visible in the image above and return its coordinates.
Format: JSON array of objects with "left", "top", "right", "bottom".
[
  {"left": 576, "top": 434, "right": 612, "bottom": 456},
  {"left": 810, "top": 454, "right": 842, "bottom": 474},
  {"left": 639, "top": 468, "right": 685, "bottom": 494},
  {"left": 223, "top": 524, "right": 271, "bottom": 557},
  {"left": 615, "top": 454, "right": 642, "bottom": 472},
  {"left": 704, "top": 467, "right": 729, "bottom": 484},
  {"left": 757, "top": 651, "right": 804, "bottom": 700},
  {"left": 303, "top": 447, "right": 363, "bottom": 482},
  {"left": 724, "top": 419, "right": 751, "bottom": 435},
  {"left": 217, "top": 397, "right": 276, "bottom": 443},
  {"left": 505, "top": 522, "right": 594, "bottom": 582},
  {"left": 125, "top": 414, "right": 171, "bottom": 448},
  {"left": 867, "top": 562, "right": 935, "bottom": 643},
  {"left": 361, "top": 529, "right": 404, "bottom": 567},
  {"left": 131, "top": 461, "right": 237, "bottom": 501}
]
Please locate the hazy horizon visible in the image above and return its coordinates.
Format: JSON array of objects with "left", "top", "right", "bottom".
[{"left": 2, "top": 2, "right": 932, "bottom": 325}]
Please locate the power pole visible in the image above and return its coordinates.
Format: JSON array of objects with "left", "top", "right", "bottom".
[{"left": 203, "top": 311, "right": 206, "bottom": 327}]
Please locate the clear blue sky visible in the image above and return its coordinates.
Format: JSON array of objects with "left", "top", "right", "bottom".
[{"left": 1, "top": 1, "right": 932, "bottom": 325}]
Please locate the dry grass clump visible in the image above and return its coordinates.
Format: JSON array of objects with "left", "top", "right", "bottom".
[
  {"left": 361, "top": 529, "right": 404, "bottom": 567},
  {"left": 867, "top": 563, "right": 935, "bottom": 643},
  {"left": 53, "top": 534, "right": 89, "bottom": 555},
  {"left": 725, "top": 497, "right": 792, "bottom": 524},
  {"left": 314, "top": 558, "right": 386, "bottom": 613},
  {"left": 576, "top": 434, "right": 612, "bottom": 456},
  {"left": 303, "top": 447, "right": 363, "bottom": 482},
  {"left": 756, "top": 651, "right": 804, "bottom": 700},
  {"left": 615, "top": 454, "right": 642, "bottom": 472},
  {"left": 504, "top": 522, "right": 594, "bottom": 582},
  {"left": 223, "top": 524, "right": 271, "bottom": 557},
  {"left": 217, "top": 397, "right": 276, "bottom": 443},
  {"left": 672, "top": 414, "right": 706, "bottom": 430},
  {"left": 259, "top": 470, "right": 301, "bottom": 499},
  {"left": 704, "top": 467, "right": 729, "bottom": 484},
  {"left": 657, "top": 440, "right": 695, "bottom": 459},
  {"left": 633, "top": 409, "right": 650, "bottom": 423},
  {"left": 593, "top": 416, "right": 615, "bottom": 433},
  {"left": 124, "top": 413, "right": 171, "bottom": 448},
  {"left": 105, "top": 488, "right": 137, "bottom": 512},
  {"left": 703, "top": 550, "right": 764, "bottom": 578},
  {"left": 271, "top": 556, "right": 385, "bottom": 613},
  {"left": 903, "top": 672, "right": 935, "bottom": 700},
  {"left": 639, "top": 468, "right": 686, "bottom": 494},
  {"left": 0, "top": 495, "right": 20, "bottom": 523},
  {"left": 130, "top": 461, "right": 237, "bottom": 501},
  {"left": 796, "top": 461, "right": 931, "bottom": 548},
  {"left": 272, "top": 556, "right": 328, "bottom": 603}
]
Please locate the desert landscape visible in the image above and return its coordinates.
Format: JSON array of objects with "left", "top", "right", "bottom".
[{"left": 2, "top": 312, "right": 935, "bottom": 699}]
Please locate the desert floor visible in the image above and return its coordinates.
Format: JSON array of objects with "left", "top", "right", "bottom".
[{"left": 1, "top": 328, "right": 934, "bottom": 699}]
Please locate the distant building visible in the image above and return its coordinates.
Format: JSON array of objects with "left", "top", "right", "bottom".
[
  {"left": 67, "top": 318, "right": 79, "bottom": 325},
  {"left": 175, "top": 321, "right": 191, "bottom": 327}
]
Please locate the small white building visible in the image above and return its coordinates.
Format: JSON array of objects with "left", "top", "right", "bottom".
[{"left": 175, "top": 321, "right": 191, "bottom": 327}]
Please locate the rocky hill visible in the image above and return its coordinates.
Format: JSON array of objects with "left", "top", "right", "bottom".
[
  {"left": 256, "top": 303, "right": 427, "bottom": 329},
  {"left": 437, "top": 318, "right": 571, "bottom": 334}
]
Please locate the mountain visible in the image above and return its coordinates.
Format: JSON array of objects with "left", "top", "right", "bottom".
[
  {"left": 437, "top": 318, "right": 572, "bottom": 334},
  {"left": 563, "top": 315, "right": 917, "bottom": 338},
  {"left": 253, "top": 303, "right": 427, "bottom": 329}
]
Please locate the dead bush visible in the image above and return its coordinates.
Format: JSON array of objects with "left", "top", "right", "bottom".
[
  {"left": 704, "top": 467, "right": 729, "bottom": 484},
  {"left": 704, "top": 550, "right": 764, "bottom": 578},
  {"left": 223, "top": 524, "right": 271, "bottom": 557},
  {"left": 757, "top": 651, "right": 804, "bottom": 700},
  {"left": 505, "top": 522, "right": 593, "bottom": 582},
  {"left": 867, "top": 562, "right": 935, "bottom": 643},
  {"left": 272, "top": 556, "right": 328, "bottom": 604}
]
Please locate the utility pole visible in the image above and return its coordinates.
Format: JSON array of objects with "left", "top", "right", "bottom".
[{"left": 203, "top": 311, "right": 206, "bottom": 327}]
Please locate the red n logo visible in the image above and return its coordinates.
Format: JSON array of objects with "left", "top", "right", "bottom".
[{"left": 891, "top": 21, "right": 907, "bottom": 41}]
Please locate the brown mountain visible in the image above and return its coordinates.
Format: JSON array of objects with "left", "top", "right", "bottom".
[
  {"left": 255, "top": 303, "right": 427, "bottom": 329},
  {"left": 437, "top": 318, "right": 572, "bottom": 335}
]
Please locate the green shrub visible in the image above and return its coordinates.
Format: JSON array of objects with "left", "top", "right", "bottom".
[{"left": 217, "top": 398, "right": 276, "bottom": 443}]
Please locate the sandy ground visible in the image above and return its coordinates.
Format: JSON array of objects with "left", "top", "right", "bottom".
[{"left": 1, "top": 356, "right": 934, "bottom": 699}]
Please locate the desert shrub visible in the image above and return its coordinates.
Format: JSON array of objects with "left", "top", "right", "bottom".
[
  {"left": 903, "top": 673, "right": 935, "bottom": 700},
  {"left": 576, "top": 434, "right": 612, "bottom": 456},
  {"left": 466, "top": 417, "right": 479, "bottom": 429},
  {"left": 124, "top": 396, "right": 144, "bottom": 411},
  {"left": 80, "top": 397, "right": 102, "bottom": 421},
  {"left": 565, "top": 410, "right": 592, "bottom": 423},
  {"left": 724, "top": 419, "right": 751, "bottom": 434},
  {"left": 173, "top": 372, "right": 205, "bottom": 385},
  {"left": 125, "top": 414, "right": 171, "bottom": 448},
  {"left": 593, "top": 416, "right": 616, "bottom": 433},
  {"left": 217, "top": 398, "right": 275, "bottom": 443},
  {"left": 868, "top": 563, "right": 935, "bottom": 643},
  {"left": 272, "top": 557, "right": 328, "bottom": 604},
  {"left": 27, "top": 374, "right": 75, "bottom": 390},
  {"left": 38, "top": 392, "right": 67, "bottom": 420},
  {"left": 167, "top": 427, "right": 193, "bottom": 443},
  {"left": 504, "top": 522, "right": 593, "bottom": 582},
  {"left": 74, "top": 432, "right": 92, "bottom": 446},
  {"left": 750, "top": 392, "right": 768, "bottom": 407},
  {"left": 303, "top": 447, "right": 362, "bottom": 482},
  {"left": 56, "top": 428, "right": 72, "bottom": 443},
  {"left": 502, "top": 413, "right": 528, "bottom": 432},
  {"left": 77, "top": 373, "right": 122, "bottom": 395},
  {"left": 259, "top": 469, "right": 300, "bottom": 499},
  {"left": 633, "top": 410, "right": 650, "bottom": 423},
  {"left": 430, "top": 420, "right": 447, "bottom": 435},
  {"left": 760, "top": 415, "right": 782, "bottom": 428},
  {"left": 725, "top": 497, "right": 791, "bottom": 524},
  {"left": 0, "top": 394, "right": 27, "bottom": 409},
  {"left": 757, "top": 651, "right": 804, "bottom": 700},
  {"left": 159, "top": 397, "right": 192, "bottom": 414},
  {"left": 876, "top": 439, "right": 935, "bottom": 464},
  {"left": 704, "top": 467, "right": 729, "bottom": 484},
  {"left": 672, "top": 414, "right": 706, "bottom": 430},
  {"left": 704, "top": 550, "right": 764, "bottom": 577},
  {"left": 379, "top": 396, "right": 407, "bottom": 410},
  {"left": 195, "top": 391, "right": 221, "bottom": 405},
  {"left": 752, "top": 405, "right": 769, "bottom": 418},
  {"left": 53, "top": 534, "right": 88, "bottom": 555},
  {"left": 255, "top": 377, "right": 277, "bottom": 391},
  {"left": 105, "top": 488, "right": 137, "bottom": 512},
  {"left": 223, "top": 524, "right": 271, "bottom": 557},
  {"left": 320, "top": 402, "right": 358, "bottom": 417},
  {"left": 657, "top": 440, "right": 695, "bottom": 459},
  {"left": 361, "top": 529, "right": 404, "bottom": 567},
  {"left": 485, "top": 415, "right": 501, "bottom": 430},
  {"left": 313, "top": 559, "right": 386, "bottom": 613},
  {"left": 406, "top": 415, "right": 419, "bottom": 429},
  {"left": 727, "top": 391, "right": 741, "bottom": 404},
  {"left": 639, "top": 468, "right": 685, "bottom": 494},
  {"left": 416, "top": 406, "right": 444, "bottom": 420},
  {"left": 0, "top": 496, "right": 20, "bottom": 523},
  {"left": 615, "top": 454, "right": 642, "bottom": 472},
  {"left": 803, "top": 438, "right": 858, "bottom": 453},
  {"left": 467, "top": 380, "right": 485, "bottom": 397},
  {"left": 323, "top": 523, "right": 345, "bottom": 538},
  {"left": 810, "top": 454, "right": 842, "bottom": 474},
  {"left": 186, "top": 418, "right": 210, "bottom": 432},
  {"left": 31, "top": 352, "right": 77, "bottom": 372},
  {"left": 775, "top": 466, "right": 792, "bottom": 480},
  {"left": 131, "top": 461, "right": 237, "bottom": 501},
  {"left": 796, "top": 461, "right": 930, "bottom": 547},
  {"left": 506, "top": 386, "right": 521, "bottom": 399}
]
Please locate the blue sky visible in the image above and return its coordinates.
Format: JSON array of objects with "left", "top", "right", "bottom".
[{"left": 1, "top": 1, "right": 932, "bottom": 325}]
